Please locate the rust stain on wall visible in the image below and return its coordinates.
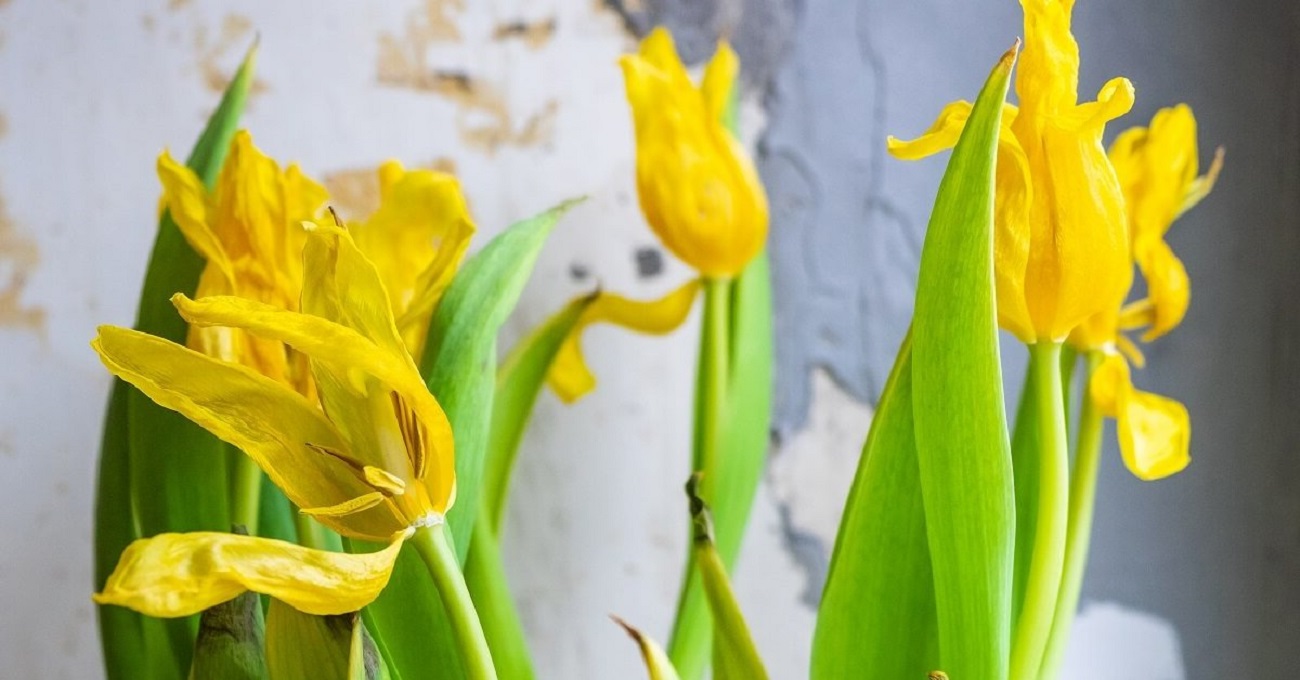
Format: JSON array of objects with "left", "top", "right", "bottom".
[
  {"left": 0, "top": 192, "right": 45, "bottom": 332},
  {"left": 193, "top": 14, "right": 267, "bottom": 96},
  {"left": 412, "top": 71, "right": 558, "bottom": 154},
  {"left": 492, "top": 18, "right": 558, "bottom": 50},
  {"left": 378, "top": 0, "right": 466, "bottom": 89}
]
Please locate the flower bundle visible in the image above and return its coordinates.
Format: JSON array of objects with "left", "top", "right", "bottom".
[{"left": 92, "top": 3, "right": 1218, "bottom": 678}]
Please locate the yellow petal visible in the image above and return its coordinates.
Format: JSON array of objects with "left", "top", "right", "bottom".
[
  {"left": 91, "top": 326, "right": 401, "bottom": 540},
  {"left": 94, "top": 532, "right": 407, "bottom": 618},
  {"left": 1179, "top": 145, "right": 1223, "bottom": 218},
  {"left": 1088, "top": 352, "right": 1191, "bottom": 481},
  {"left": 1132, "top": 239, "right": 1190, "bottom": 341},
  {"left": 172, "top": 293, "right": 455, "bottom": 513},
  {"left": 1117, "top": 388, "right": 1191, "bottom": 481},
  {"left": 1016, "top": 0, "right": 1081, "bottom": 117},
  {"left": 548, "top": 280, "right": 701, "bottom": 403},
  {"left": 156, "top": 151, "right": 235, "bottom": 291},
  {"left": 1089, "top": 352, "right": 1128, "bottom": 418},
  {"left": 700, "top": 41, "right": 739, "bottom": 123}
]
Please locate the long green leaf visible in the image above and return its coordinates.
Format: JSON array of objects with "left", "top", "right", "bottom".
[
  {"left": 361, "top": 201, "right": 577, "bottom": 680},
  {"left": 481, "top": 294, "right": 593, "bottom": 534},
  {"left": 686, "top": 477, "right": 768, "bottom": 680},
  {"left": 811, "top": 331, "right": 939, "bottom": 678},
  {"left": 419, "top": 199, "right": 581, "bottom": 560},
  {"left": 461, "top": 294, "right": 595, "bottom": 680},
  {"left": 95, "top": 43, "right": 257, "bottom": 680},
  {"left": 910, "top": 46, "right": 1016, "bottom": 680}
]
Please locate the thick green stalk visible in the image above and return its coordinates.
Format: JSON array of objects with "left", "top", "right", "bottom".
[
  {"left": 667, "top": 276, "right": 732, "bottom": 680},
  {"left": 1010, "top": 341, "right": 1071, "bottom": 680},
  {"left": 1038, "top": 351, "right": 1105, "bottom": 679},
  {"left": 231, "top": 454, "right": 262, "bottom": 534},
  {"left": 465, "top": 518, "right": 535, "bottom": 680},
  {"left": 411, "top": 524, "right": 498, "bottom": 680},
  {"left": 293, "top": 513, "right": 341, "bottom": 552}
]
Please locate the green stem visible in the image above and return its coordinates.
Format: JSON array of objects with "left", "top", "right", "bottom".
[
  {"left": 466, "top": 517, "right": 535, "bottom": 680},
  {"left": 230, "top": 454, "right": 262, "bottom": 534},
  {"left": 293, "top": 513, "right": 341, "bottom": 552},
  {"left": 1038, "top": 351, "right": 1105, "bottom": 679},
  {"left": 1010, "top": 341, "right": 1070, "bottom": 680},
  {"left": 668, "top": 276, "right": 733, "bottom": 680},
  {"left": 411, "top": 524, "right": 498, "bottom": 680}
]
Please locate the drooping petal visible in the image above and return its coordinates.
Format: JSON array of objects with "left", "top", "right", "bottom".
[
  {"left": 91, "top": 326, "right": 402, "bottom": 540},
  {"left": 1130, "top": 238, "right": 1190, "bottom": 341},
  {"left": 548, "top": 279, "right": 702, "bottom": 403},
  {"left": 94, "top": 532, "right": 407, "bottom": 618},
  {"left": 1088, "top": 352, "right": 1191, "bottom": 481},
  {"left": 1116, "top": 387, "right": 1191, "bottom": 481}
]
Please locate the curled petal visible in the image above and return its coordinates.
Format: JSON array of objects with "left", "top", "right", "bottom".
[
  {"left": 94, "top": 532, "right": 407, "bottom": 618},
  {"left": 548, "top": 280, "right": 702, "bottom": 403},
  {"left": 1126, "top": 239, "right": 1190, "bottom": 341}
]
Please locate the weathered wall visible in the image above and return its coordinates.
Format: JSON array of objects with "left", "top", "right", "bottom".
[{"left": 0, "top": 1, "right": 1295, "bottom": 678}]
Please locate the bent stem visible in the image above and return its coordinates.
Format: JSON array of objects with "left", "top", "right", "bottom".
[
  {"left": 667, "top": 276, "right": 732, "bottom": 680},
  {"left": 1010, "top": 341, "right": 1070, "bottom": 680},
  {"left": 412, "top": 523, "right": 499, "bottom": 680},
  {"left": 1038, "top": 351, "right": 1105, "bottom": 679}
]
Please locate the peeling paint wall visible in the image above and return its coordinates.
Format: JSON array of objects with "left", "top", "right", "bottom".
[{"left": 0, "top": 1, "right": 1296, "bottom": 679}]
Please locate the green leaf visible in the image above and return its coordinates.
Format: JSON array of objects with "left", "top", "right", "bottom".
[
  {"left": 613, "top": 617, "right": 683, "bottom": 680},
  {"left": 418, "top": 198, "right": 581, "bottom": 561},
  {"left": 811, "top": 331, "right": 939, "bottom": 679},
  {"left": 256, "top": 474, "right": 298, "bottom": 546},
  {"left": 909, "top": 47, "right": 1016, "bottom": 680},
  {"left": 265, "top": 600, "right": 352, "bottom": 680},
  {"left": 481, "top": 293, "right": 594, "bottom": 534},
  {"left": 685, "top": 476, "right": 768, "bottom": 680},
  {"left": 95, "top": 42, "right": 258, "bottom": 680},
  {"left": 464, "top": 519, "right": 533, "bottom": 680},
  {"left": 348, "top": 615, "right": 391, "bottom": 680},
  {"left": 188, "top": 590, "right": 268, "bottom": 680}
]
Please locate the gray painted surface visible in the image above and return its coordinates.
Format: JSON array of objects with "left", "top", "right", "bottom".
[{"left": 632, "top": 0, "right": 1300, "bottom": 676}]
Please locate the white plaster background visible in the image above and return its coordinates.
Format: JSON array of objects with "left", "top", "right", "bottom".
[{"left": 0, "top": 1, "right": 1192, "bottom": 678}]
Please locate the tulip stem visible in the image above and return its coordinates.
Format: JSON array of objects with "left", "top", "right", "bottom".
[
  {"left": 668, "top": 276, "right": 732, "bottom": 680},
  {"left": 230, "top": 453, "right": 262, "bottom": 534},
  {"left": 1010, "top": 341, "right": 1070, "bottom": 680},
  {"left": 1038, "top": 351, "right": 1105, "bottom": 679},
  {"left": 412, "top": 523, "right": 499, "bottom": 680}
]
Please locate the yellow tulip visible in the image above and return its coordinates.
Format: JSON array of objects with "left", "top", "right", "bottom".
[
  {"left": 547, "top": 279, "right": 702, "bottom": 403},
  {"left": 620, "top": 27, "right": 768, "bottom": 279},
  {"left": 348, "top": 160, "right": 476, "bottom": 357},
  {"left": 889, "top": 0, "right": 1135, "bottom": 342},
  {"left": 93, "top": 224, "right": 455, "bottom": 616},
  {"left": 158, "top": 130, "right": 327, "bottom": 392}
]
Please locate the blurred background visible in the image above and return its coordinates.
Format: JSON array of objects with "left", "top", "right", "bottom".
[{"left": 0, "top": 0, "right": 1296, "bottom": 678}]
